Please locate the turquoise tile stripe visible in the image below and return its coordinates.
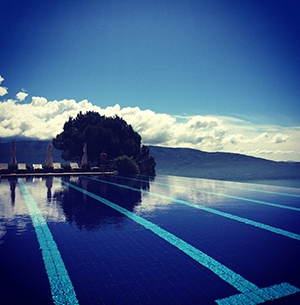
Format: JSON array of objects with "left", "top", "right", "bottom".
[
  {"left": 120, "top": 175, "right": 300, "bottom": 212},
  {"left": 58, "top": 178, "right": 300, "bottom": 304},
  {"left": 18, "top": 178, "right": 79, "bottom": 305},
  {"left": 215, "top": 282, "right": 300, "bottom": 304},
  {"left": 86, "top": 176, "right": 300, "bottom": 241}
]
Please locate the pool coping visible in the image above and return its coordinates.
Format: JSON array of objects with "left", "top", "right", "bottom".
[{"left": 0, "top": 171, "right": 115, "bottom": 177}]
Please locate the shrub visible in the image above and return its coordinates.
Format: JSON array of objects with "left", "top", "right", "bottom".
[{"left": 114, "top": 155, "right": 140, "bottom": 174}]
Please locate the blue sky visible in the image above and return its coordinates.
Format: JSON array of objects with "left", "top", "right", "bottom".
[{"left": 1, "top": 0, "right": 300, "bottom": 161}]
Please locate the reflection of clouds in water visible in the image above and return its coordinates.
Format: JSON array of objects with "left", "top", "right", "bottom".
[
  {"left": 26, "top": 178, "right": 67, "bottom": 223},
  {"left": 0, "top": 218, "right": 31, "bottom": 245},
  {"left": 10, "top": 179, "right": 17, "bottom": 205},
  {"left": 46, "top": 177, "right": 53, "bottom": 202},
  {"left": 0, "top": 180, "right": 34, "bottom": 242},
  {"left": 0, "top": 180, "right": 19, "bottom": 218},
  {"left": 8, "top": 178, "right": 67, "bottom": 223},
  {"left": 0, "top": 223, "right": 6, "bottom": 244},
  {"left": 134, "top": 194, "right": 173, "bottom": 214},
  {"left": 135, "top": 177, "right": 232, "bottom": 214}
]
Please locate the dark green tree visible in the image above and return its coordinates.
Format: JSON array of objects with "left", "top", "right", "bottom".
[
  {"left": 52, "top": 111, "right": 156, "bottom": 174},
  {"left": 137, "top": 145, "right": 156, "bottom": 175},
  {"left": 114, "top": 155, "right": 140, "bottom": 175}
]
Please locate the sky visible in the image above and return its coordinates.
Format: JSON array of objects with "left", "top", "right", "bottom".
[{"left": 1, "top": 0, "right": 300, "bottom": 162}]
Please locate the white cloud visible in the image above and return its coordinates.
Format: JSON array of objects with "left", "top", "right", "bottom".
[
  {"left": 0, "top": 79, "right": 299, "bottom": 162},
  {"left": 120, "top": 107, "right": 176, "bottom": 144},
  {"left": 185, "top": 115, "right": 219, "bottom": 130},
  {"left": 242, "top": 132, "right": 269, "bottom": 143},
  {"left": 249, "top": 149, "right": 299, "bottom": 157},
  {"left": 270, "top": 133, "right": 290, "bottom": 144},
  {"left": 225, "top": 134, "right": 244, "bottom": 145},
  {"left": 16, "top": 92, "right": 28, "bottom": 101},
  {"left": 0, "top": 97, "right": 99, "bottom": 139},
  {"left": 0, "top": 75, "right": 8, "bottom": 96}
]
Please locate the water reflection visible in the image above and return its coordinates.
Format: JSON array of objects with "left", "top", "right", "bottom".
[
  {"left": 53, "top": 175, "right": 152, "bottom": 231},
  {"left": 10, "top": 178, "right": 17, "bottom": 206},
  {"left": 45, "top": 177, "right": 53, "bottom": 202}
]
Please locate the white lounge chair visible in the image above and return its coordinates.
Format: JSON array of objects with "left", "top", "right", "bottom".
[
  {"left": 17, "top": 163, "right": 27, "bottom": 171},
  {"left": 70, "top": 163, "right": 81, "bottom": 171},
  {"left": 33, "top": 164, "right": 43, "bottom": 171},
  {"left": 0, "top": 163, "right": 8, "bottom": 170},
  {"left": 53, "top": 163, "right": 63, "bottom": 171},
  {"left": 0, "top": 163, "right": 9, "bottom": 174}
]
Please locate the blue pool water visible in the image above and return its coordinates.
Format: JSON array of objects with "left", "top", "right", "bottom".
[{"left": 0, "top": 174, "right": 300, "bottom": 304}]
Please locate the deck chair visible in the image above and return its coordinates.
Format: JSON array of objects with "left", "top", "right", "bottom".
[
  {"left": 70, "top": 163, "right": 81, "bottom": 171},
  {"left": 53, "top": 163, "right": 63, "bottom": 171},
  {"left": 17, "top": 163, "right": 27, "bottom": 171},
  {"left": 33, "top": 164, "right": 43, "bottom": 171},
  {"left": 0, "top": 163, "right": 9, "bottom": 173}
]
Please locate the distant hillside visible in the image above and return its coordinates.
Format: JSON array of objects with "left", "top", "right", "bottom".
[
  {"left": 1, "top": 139, "right": 299, "bottom": 181},
  {"left": 148, "top": 146, "right": 300, "bottom": 181},
  {"left": 0, "top": 140, "right": 65, "bottom": 165}
]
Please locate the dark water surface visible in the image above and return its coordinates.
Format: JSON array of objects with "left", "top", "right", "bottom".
[{"left": 0, "top": 174, "right": 299, "bottom": 304}]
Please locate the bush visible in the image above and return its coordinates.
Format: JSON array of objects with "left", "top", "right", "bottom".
[{"left": 114, "top": 155, "right": 140, "bottom": 174}]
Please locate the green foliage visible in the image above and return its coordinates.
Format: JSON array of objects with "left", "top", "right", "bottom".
[
  {"left": 52, "top": 111, "right": 156, "bottom": 174},
  {"left": 114, "top": 155, "right": 140, "bottom": 174},
  {"left": 137, "top": 145, "right": 156, "bottom": 175}
]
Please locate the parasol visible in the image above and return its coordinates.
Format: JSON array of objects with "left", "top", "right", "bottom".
[
  {"left": 10, "top": 140, "right": 17, "bottom": 165},
  {"left": 45, "top": 142, "right": 53, "bottom": 167},
  {"left": 81, "top": 142, "right": 88, "bottom": 166}
]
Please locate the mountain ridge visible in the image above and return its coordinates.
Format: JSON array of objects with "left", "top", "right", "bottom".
[
  {"left": 0, "top": 139, "right": 299, "bottom": 181},
  {"left": 148, "top": 145, "right": 300, "bottom": 181}
]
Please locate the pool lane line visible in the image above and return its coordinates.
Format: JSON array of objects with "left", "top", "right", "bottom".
[
  {"left": 18, "top": 178, "right": 79, "bottom": 305},
  {"left": 57, "top": 178, "right": 300, "bottom": 305},
  {"left": 85, "top": 176, "right": 300, "bottom": 242},
  {"left": 118, "top": 175, "right": 300, "bottom": 212},
  {"left": 140, "top": 174, "right": 300, "bottom": 198}
]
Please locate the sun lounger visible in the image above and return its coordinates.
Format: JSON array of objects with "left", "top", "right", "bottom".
[
  {"left": 17, "top": 163, "right": 27, "bottom": 171},
  {"left": 33, "top": 164, "right": 43, "bottom": 171},
  {"left": 0, "top": 163, "right": 9, "bottom": 173},
  {"left": 0, "top": 163, "right": 8, "bottom": 170},
  {"left": 91, "top": 166, "right": 101, "bottom": 171},
  {"left": 70, "top": 163, "right": 81, "bottom": 171},
  {"left": 53, "top": 163, "right": 63, "bottom": 171}
]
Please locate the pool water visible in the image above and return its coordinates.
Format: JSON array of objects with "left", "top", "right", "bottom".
[{"left": 0, "top": 174, "right": 299, "bottom": 304}]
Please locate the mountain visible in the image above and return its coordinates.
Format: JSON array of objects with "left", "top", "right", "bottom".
[
  {"left": 148, "top": 146, "right": 300, "bottom": 181},
  {"left": 0, "top": 139, "right": 65, "bottom": 165},
  {"left": 0, "top": 139, "right": 299, "bottom": 181}
]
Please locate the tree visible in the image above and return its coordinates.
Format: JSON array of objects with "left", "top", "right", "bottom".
[
  {"left": 136, "top": 145, "right": 156, "bottom": 175},
  {"left": 52, "top": 111, "right": 156, "bottom": 174},
  {"left": 114, "top": 155, "right": 140, "bottom": 174}
]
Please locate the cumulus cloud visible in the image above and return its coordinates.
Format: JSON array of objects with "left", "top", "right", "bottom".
[
  {"left": 16, "top": 91, "right": 28, "bottom": 101},
  {"left": 242, "top": 132, "right": 269, "bottom": 143},
  {"left": 119, "top": 107, "right": 176, "bottom": 144},
  {"left": 270, "top": 133, "right": 290, "bottom": 144},
  {"left": 0, "top": 77, "right": 299, "bottom": 161},
  {"left": 225, "top": 134, "right": 244, "bottom": 145},
  {"left": 0, "top": 75, "right": 8, "bottom": 96},
  {"left": 185, "top": 115, "right": 218, "bottom": 130},
  {"left": 0, "top": 97, "right": 100, "bottom": 139}
]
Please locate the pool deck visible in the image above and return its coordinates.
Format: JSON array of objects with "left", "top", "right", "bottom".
[{"left": 0, "top": 171, "right": 115, "bottom": 177}]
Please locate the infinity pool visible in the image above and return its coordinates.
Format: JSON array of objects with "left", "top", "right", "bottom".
[{"left": 0, "top": 174, "right": 299, "bottom": 304}]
